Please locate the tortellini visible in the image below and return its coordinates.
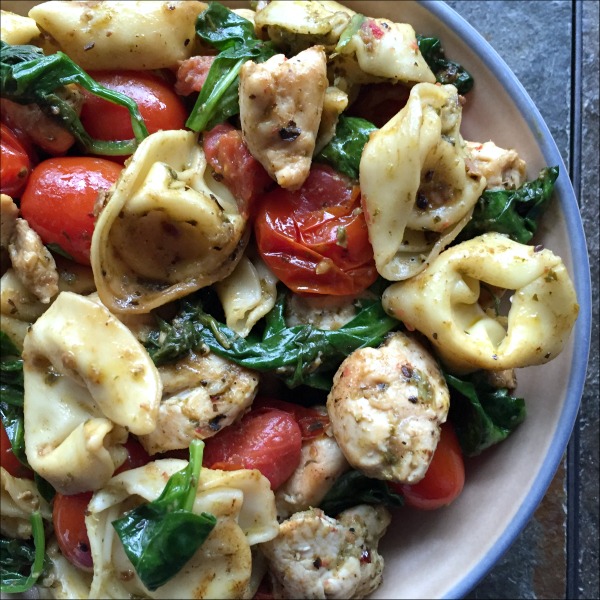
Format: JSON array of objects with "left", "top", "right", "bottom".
[
  {"left": 0, "top": 10, "right": 40, "bottom": 45},
  {"left": 215, "top": 254, "right": 278, "bottom": 337},
  {"left": 360, "top": 82, "right": 487, "bottom": 281},
  {"left": 382, "top": 233, "right": 579, "bottom": 373},
  {"left": 85, "top": 461, "right": 279, "bottom": 599},
  {"left": 91, "top": 130, "right": 248, "bottom": 313},
  {"left": 28, "top": 1, "right": 207, "bottom": 70},
  {"left": 22, "top": 291, "right": 161, "bottom": 494}
]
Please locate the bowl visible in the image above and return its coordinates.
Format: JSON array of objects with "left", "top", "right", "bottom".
[
  {"left": 336, "top": 2, "right": 591, "bottom": 598},
  {"left": 1, "top": 1, "right": 591, "bottom": 599}
]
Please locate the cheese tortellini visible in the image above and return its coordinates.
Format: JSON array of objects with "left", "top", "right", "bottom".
[
  {"left": 382, "top": 233, "right": 579, "bottom": 373},
  {"left": 84, "top": 461, "right": 278, "bottom": 599},
  {"left": 91, "top": 130, "right": 249, "bottom": 313},
  {"left": 22, "top": 292, "right": 162, "bottom": 494},
  {"left": 360, "top": 82, "right": 487, "bottom": 281}
]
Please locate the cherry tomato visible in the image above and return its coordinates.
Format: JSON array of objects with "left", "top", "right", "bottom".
[
  {"left": 254, "top": 164, "right": 378, "bottom": 295},
  {"left": 1, "top": 421, "right": 33, "bottom": 480},
  {"left": 203, "top": 123, "right": 274, "bottom": 219},
  {"left": 113, "top": 437, "right": 151, "bottom": 475},
  {"left": 203, "top": 408, "right": 302, "bottom": 489},
  {"left": 1, "top": 123, "right": 32, "bottom": 198},
  {"left": 390, "top": 422, "right": 465, "bottom": 510},
  {"left": 251, "top": 397, "right": 330, "bottom": 441},
  {"left": 53, "top": 491, "right": 94, "bottom": 571},
  {"left": 347, "top": 82, "right": 410, "bottom": 128},
  {"left": 20, "top": 157, "right": 123, "bottom": 265},
  {"left": 80, "top": 71, "right": 187, "bottom": 150}
]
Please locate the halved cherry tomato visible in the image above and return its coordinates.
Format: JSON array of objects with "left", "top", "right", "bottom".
[
  {"left": 113, "top": 437, "right": 151, "bottom": 475},
  {"left": 203, "top": 408, "right": 302, "bottom": 489},
  {"left": 251, "top": 397, "right": 330, "bottom": 441},
  {"left": 1, "top": 123, "right": 32, "bottom": 198},
  {"left": 203, "top": 123, "right": 274, "bottom": 219},
  {"left": 0, "top": 421, "right": 33, "bottom": 480},
  {"left": 254, "top": 164, "right": 378, "bottom": 295},
  {"left": 53, "top": 491, "right": 94, "bottom": 571},
  {"left": 390, "top": 422, "right": 465, "bottom": 510},
  {"left": 80, "top": 71, "right": 187, "bottom": 152},
  {"left": 20, "top": 157, "right": 123, "bottom": 265}
]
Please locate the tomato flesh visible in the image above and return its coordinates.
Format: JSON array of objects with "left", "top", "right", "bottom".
[
  {"left": 391, "top": 422, "right": 465, "bottom": 510},
  {"left": 20, "top": 157, "right": 123, "bottom": 265},
  {"left": 203, "top": 408, "right": 302, "bottom": 489},
  {"left": 53, "top": 491, "right": 94, "bottom": 571},
  {"left": 1, "top": 422, "right": 33, "bottom": 480},
  {"left": 113, "top": 437, "right": 151, "bottom": 475},
  {"left": 1, "top": 123, "right": 32, "bottom": 198},
  {"left": 254, "top": 164, "right": 377, "bottom": 295}
]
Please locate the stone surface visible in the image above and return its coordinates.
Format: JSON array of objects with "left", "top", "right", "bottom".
[{"left": 446, "top": 1, "right": 599, "bottom": 599}]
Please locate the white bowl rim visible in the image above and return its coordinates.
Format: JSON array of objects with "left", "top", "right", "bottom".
[{"left": 420, "top": 1, "right": 592, "bottom": 597}]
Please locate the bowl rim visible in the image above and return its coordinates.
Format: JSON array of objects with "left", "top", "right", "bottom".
[{"left": 420, "top": 1, "right": 592, "bottom": 597}]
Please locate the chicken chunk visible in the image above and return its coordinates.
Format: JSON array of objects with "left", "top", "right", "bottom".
[
  {"left": 8, "top": 219, "right": 59, "bottom": 304},
  {"left": 261, "top": 505, "right": 390, "bottom": 599},
  {"left": 465, "top": 140, "right": 527, "bottom": 190},
  {"left": 327, "top": 331, "right": 450, "bottom": 484},
  {"left": 275, "top": 430, "right": 350, "bottom": 519},
  {"left": 239, "top": 45, "right": 328, "bottom": 190},
  {"left": 0, "top": 194, "right": 19, "bottom": 273},
  {"left": 138, "top": 350, "right": 259, "bottom": 455}
]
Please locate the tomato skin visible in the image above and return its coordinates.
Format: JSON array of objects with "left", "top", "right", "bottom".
[
  {"left": 80, "top": 71, "right": 187, "bottom": 149},
  {"left": 390, "top": 422, "right": 465, "bottom": 510},
  {"left": 202, "top": 408, "right": 302, "bottom": 489},
  {"left": 1, "top": 123, "right": 32, "bottom": 198},
  {"left": 20, "top": 157, "right": 123, "bottom": 265},
  {"left": 1, "top": 422, "right": 33, "bottom": 480},
  {"left": 203, "top": 123, "right": 274, "bottom": 219},
  {"left": 53, "top": 491, "right": 94, "bottom": 571},
  {"left": 113, "top": 437, "right": 151, "bottom": 475},
  {"left": 254, "top": 164, "right": 378, "bottom": 296}
]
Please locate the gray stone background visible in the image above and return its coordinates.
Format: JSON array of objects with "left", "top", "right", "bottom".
[{"left": 445, "top": 1, "right": 599, "bottom": 598}]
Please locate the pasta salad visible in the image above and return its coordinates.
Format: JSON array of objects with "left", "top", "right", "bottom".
[{"left": 0, "top": 1, "right": 579, "bottom": 599}]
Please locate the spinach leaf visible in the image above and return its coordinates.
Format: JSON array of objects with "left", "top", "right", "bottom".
[
  {"left": 186, "top": 3, "right": 277, "bottom": 132},
  {"left": 417, "top": 35, "right": 474, "bottom": 94},
  {"left": 0, "top": 511, "right": 46, "bottom": 594},
  {"left": 1, "top": 41, "right": 148, "bottom": 155},
  {"left": 144, "top": 292, "right": 400, "bottom": 390},
  {"left": 458, "top": 167, "right": 558, "bottom": 244},
  {"left": 445, "top": 371, "right": 526, "bottom": 456},
  {"left": 112, "top": 439, "right": 217, "bottom": 592},
  {"left": 319, "top": 470, "right": 404, "bottom": 517},
  {"left": 315, "top": 115, "right": 377, "bottom": 180}
]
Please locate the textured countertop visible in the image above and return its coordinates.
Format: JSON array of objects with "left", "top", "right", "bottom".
[{"left": 445, "top": 2, "right": 599, "bottom": 598}]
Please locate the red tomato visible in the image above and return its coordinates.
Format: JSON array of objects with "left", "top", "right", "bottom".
[
  {"left": 390, "top": 422, "right": 465, "bottom": 510},
  {"left": 80, "top": 71, "right": 187, "bottom": 151},
  {"left": 202, "top": 409, "right": 302, "bottom": 489},
  {"left": 203, "top": 123, "right": 274, "bottom": 219},
  {"left": 251, "top": 397, "right": 330, "bottom": 441},
  {"left": 254, "top": 164, "right": 378, "bottom": 295},
  {"left": 347, "top": 82, "right": 410, "bottom": 128},
  {"left": 1, "top": 123, "right": 32, "bottom": 198},
  {"left": 53, "top": 491, "right": 94, "bottom": 571},
  {"left": 0, "top": 421, "right": 33, "bottom": 480},
  {"left": 113, "top": 437, "right": 151, "bottom": 475},
  {"left": 20, "top": 157, "right": 123, "bottom": 265}
]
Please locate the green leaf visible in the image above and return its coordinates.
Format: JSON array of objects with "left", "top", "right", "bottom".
[
  {"left": 445, "top": 371, "right": 526, "bottom": 456},
  {"left": 0, "top": 511, "right": 46, "bottom": 594},
  {"left": 315, "top": 115, "right": 377, "bottom": 180},
  {"left": 416, "top": 35, "right": 474, "bottom": 94},
  {"left": 319, "top": 470, "right": 404, "bottom": 517},
  {"left": 112, "top": 440, "right": 217, "bottom": 592},
  {"left": 1, "top": 41, "right": 148, "bottom": 155},
  {"left": 458, "top": 167, "right": 559, "bottom": 244},
  {"left": 186, "top": 3, "right": 277, "bottom": 132}
]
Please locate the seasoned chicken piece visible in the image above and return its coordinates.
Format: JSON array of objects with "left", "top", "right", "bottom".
[
  {"left": 275, "top": 429, "right": 350, "bottom": 519},
  {"left": 465, "top": 140, "right": 527, "bottom": 190},
  {"left": 482, "top": 369, "right": 517, "bottom": 392},
  {"left": 8, "top": 218, "right": 59, "bottom": 304},
  {"left": 327, "top": 331, "right": 450, "bottom": 484},
  {"left": 138, "top": 350, "right": 259, "bottom": 455},
  {"left": 285, "top": 293, "right": 362, "bottom": 330},
  {"left": 261, "top": 504, "right": 390, "bottom": 599},
  {"left": 239, "top": 45, "right": 328, "bottom": 190},
  {"left": 1, "top": 194, "right": 19, "bottom": 273}
]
